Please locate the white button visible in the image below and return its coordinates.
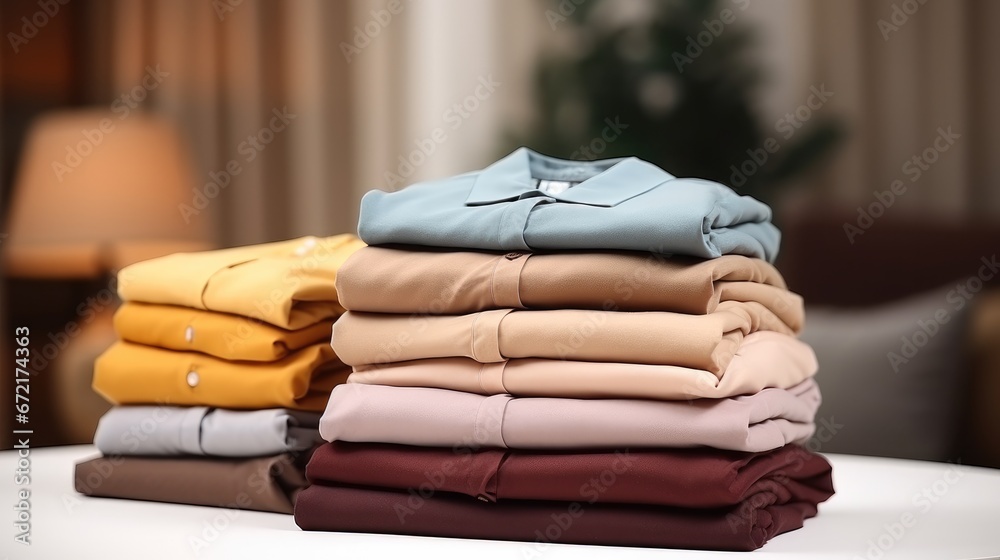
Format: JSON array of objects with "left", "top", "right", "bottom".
[
  {"left": 294, "top": 237, "right": 318, "bottom": 256},
  {"left": 184, "top": 326, "right": 195, "bottom": 343},
  {"left": 186, "top": 371, "right": 199, "bottom": 388}
]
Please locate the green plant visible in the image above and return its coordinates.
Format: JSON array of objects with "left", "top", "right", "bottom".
[{"left": 515, "top": 0, "right": 843, "bottom": 204}]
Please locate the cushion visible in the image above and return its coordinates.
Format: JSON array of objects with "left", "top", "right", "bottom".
[{"left": 799, "top": 286, "right": 969, "bottom": 461}]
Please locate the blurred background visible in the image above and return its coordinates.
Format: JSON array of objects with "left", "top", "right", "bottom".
[{"left": 0, "top": 0, "right": 997, "bottom": 466}]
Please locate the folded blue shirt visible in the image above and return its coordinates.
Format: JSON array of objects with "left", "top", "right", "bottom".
[{"left": 358, "top": 147, "right": 780, "bottom": 262}]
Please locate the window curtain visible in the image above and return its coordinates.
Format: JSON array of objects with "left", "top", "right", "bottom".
[
  {"left": 88, "top": 0, "right": 542, "bottom": 246},
  {"left": 808, "top": 0, "right": 1000, "bottom": 217},
  {"left": 346, "top": 0, "right": 540, "bottom": 193},
  {"left": 87, "top": 0, "right": 357, "bottom": 246}
]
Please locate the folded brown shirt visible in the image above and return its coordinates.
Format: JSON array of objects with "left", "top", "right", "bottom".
[
  {"left": 332, "top": 301, "right": 789, "bottom": 373},
  {"left": 306, "top": 442, "right": 834, "bottom": 509},
  {"left": 75, "top": 452, "right": 310, "bottom": 514},
  {"left": 336, "top": 246, "right": 803, "bottom": 332}
]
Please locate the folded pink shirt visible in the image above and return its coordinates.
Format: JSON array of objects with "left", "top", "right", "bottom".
[{"left": 320, "top": 379, "right": 820, "bottom": 453}]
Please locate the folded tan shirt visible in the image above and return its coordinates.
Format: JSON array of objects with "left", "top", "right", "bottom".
[
  {"left": 349, "top": 331, "right": 816, "bottom": 400},
  {"left": 336, "top": 247, "right": 803, "bottom": 332},
  {"left": 332, "top": 301, "right": 791, "bottom": 373}
]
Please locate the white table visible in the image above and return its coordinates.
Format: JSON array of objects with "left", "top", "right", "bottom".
[{"left": 0, "top": 445, "right": 998, "bottom": 560}]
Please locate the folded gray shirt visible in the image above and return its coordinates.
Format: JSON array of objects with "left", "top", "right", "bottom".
[{"left": 95, "top": 406, "right": 321, "bottom": 457}]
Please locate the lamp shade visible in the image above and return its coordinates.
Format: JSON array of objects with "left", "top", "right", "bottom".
[{"left": 4, "top": 109, "right": 212, "bottom": 277}]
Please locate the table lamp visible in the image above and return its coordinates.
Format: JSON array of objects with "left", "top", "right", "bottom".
[
  {"left": 3, "top": 109, "right": 214, "bottom": 442},
  {"left": 5, "top": 109, "right": 212, "bottom": 276}
]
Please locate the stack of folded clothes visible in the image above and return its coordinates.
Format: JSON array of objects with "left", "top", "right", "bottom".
[
  {"left": 294, "top": 148, "right": 835, "bottom": 550},
  {"left": 75, "top": 235, "right": 364, "bottom": 513}
]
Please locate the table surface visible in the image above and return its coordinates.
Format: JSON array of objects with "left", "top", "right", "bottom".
[{"left": 0, "top": 445, "right": 998, "bottom": 560}]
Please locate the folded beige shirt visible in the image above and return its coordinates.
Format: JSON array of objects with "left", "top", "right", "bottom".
[
  {"left": 349, "top": 331, "right": 816, "bottom": 400},
  {"left": 332, "top": 301, "right": 791, "bottom": 373},
  {"left": 336, "top": 247, "right": 803, "bottom": 332}
]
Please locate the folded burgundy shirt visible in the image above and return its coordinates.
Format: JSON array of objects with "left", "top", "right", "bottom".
[
  {"left": 296, "top": 444, "right": 834, "bottom": 550},
  {"left": 295, "top": 482, "right": 823, "bottom": 551},
  {"left": 305, "top": 442, "right": 834, "bottom": 509}
]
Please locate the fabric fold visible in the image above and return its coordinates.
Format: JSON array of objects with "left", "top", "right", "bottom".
[
  {"left": 349, "top": 331, "right": 817, "bottom": 400},
  {"left": 305, "top": 442, "right": 834, "bottom": 509},
  {"left": 358, "top": 147, "right": 780, "bottom": 261},
  {"left": 94, "top": 341, "right": 349, "bottom": 411},
  {"left": 75, "top": 452, "right": 310, "bottom": 514},
  {"left": 332, "top": 301, "right": 790, "bottom": 373},
  {"left": 114, "top": 302, "right": 334, "bottom": 361},
  {"left": 117, "top": 235, "right": 364, "bottom": 329},
  {"left": 294, "top": 481, "right": 824, "bottom": 551},
  {"left": 319, "top": 380, "right": 820, "bottom": 452},
  {"left": 336, "top": 246, "right": 802, "bottom": 331},
  {"left": 94, "top": 406, "right": 322, "bottom": 457}
]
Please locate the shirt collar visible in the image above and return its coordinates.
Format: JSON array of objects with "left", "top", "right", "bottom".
[{"left": 465, "top": 147, "right": 675, "bottom": 207}]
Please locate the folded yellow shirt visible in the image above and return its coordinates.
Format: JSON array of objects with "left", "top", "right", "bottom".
[
  {"left": 93, "top": 341, "right": 348, "bottom": 411},
  {"left": 117, "top": 235, "right": 365, "bottom": 330},
  {"left": 114, "top": 302, "right": 334, "bottom": 362}
]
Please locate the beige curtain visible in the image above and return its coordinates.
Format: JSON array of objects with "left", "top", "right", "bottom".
[
  {"left": 347, "top": 0, "right": 542, "bottom": 193},
  {"left": 88, "top": 0, "right": 357, "bottom": 246},
  {"left": 90, "top": 0, "right": 999, "bottom": 238},
  {"left": 809, "top": 0, "right": 1000, "bottom": 217},
  {"left": 89, "top": 0, "right": 544, "bottom": 247},
  {"left": 349, "top": 0, "right": 1000, "bottom": 217}
]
